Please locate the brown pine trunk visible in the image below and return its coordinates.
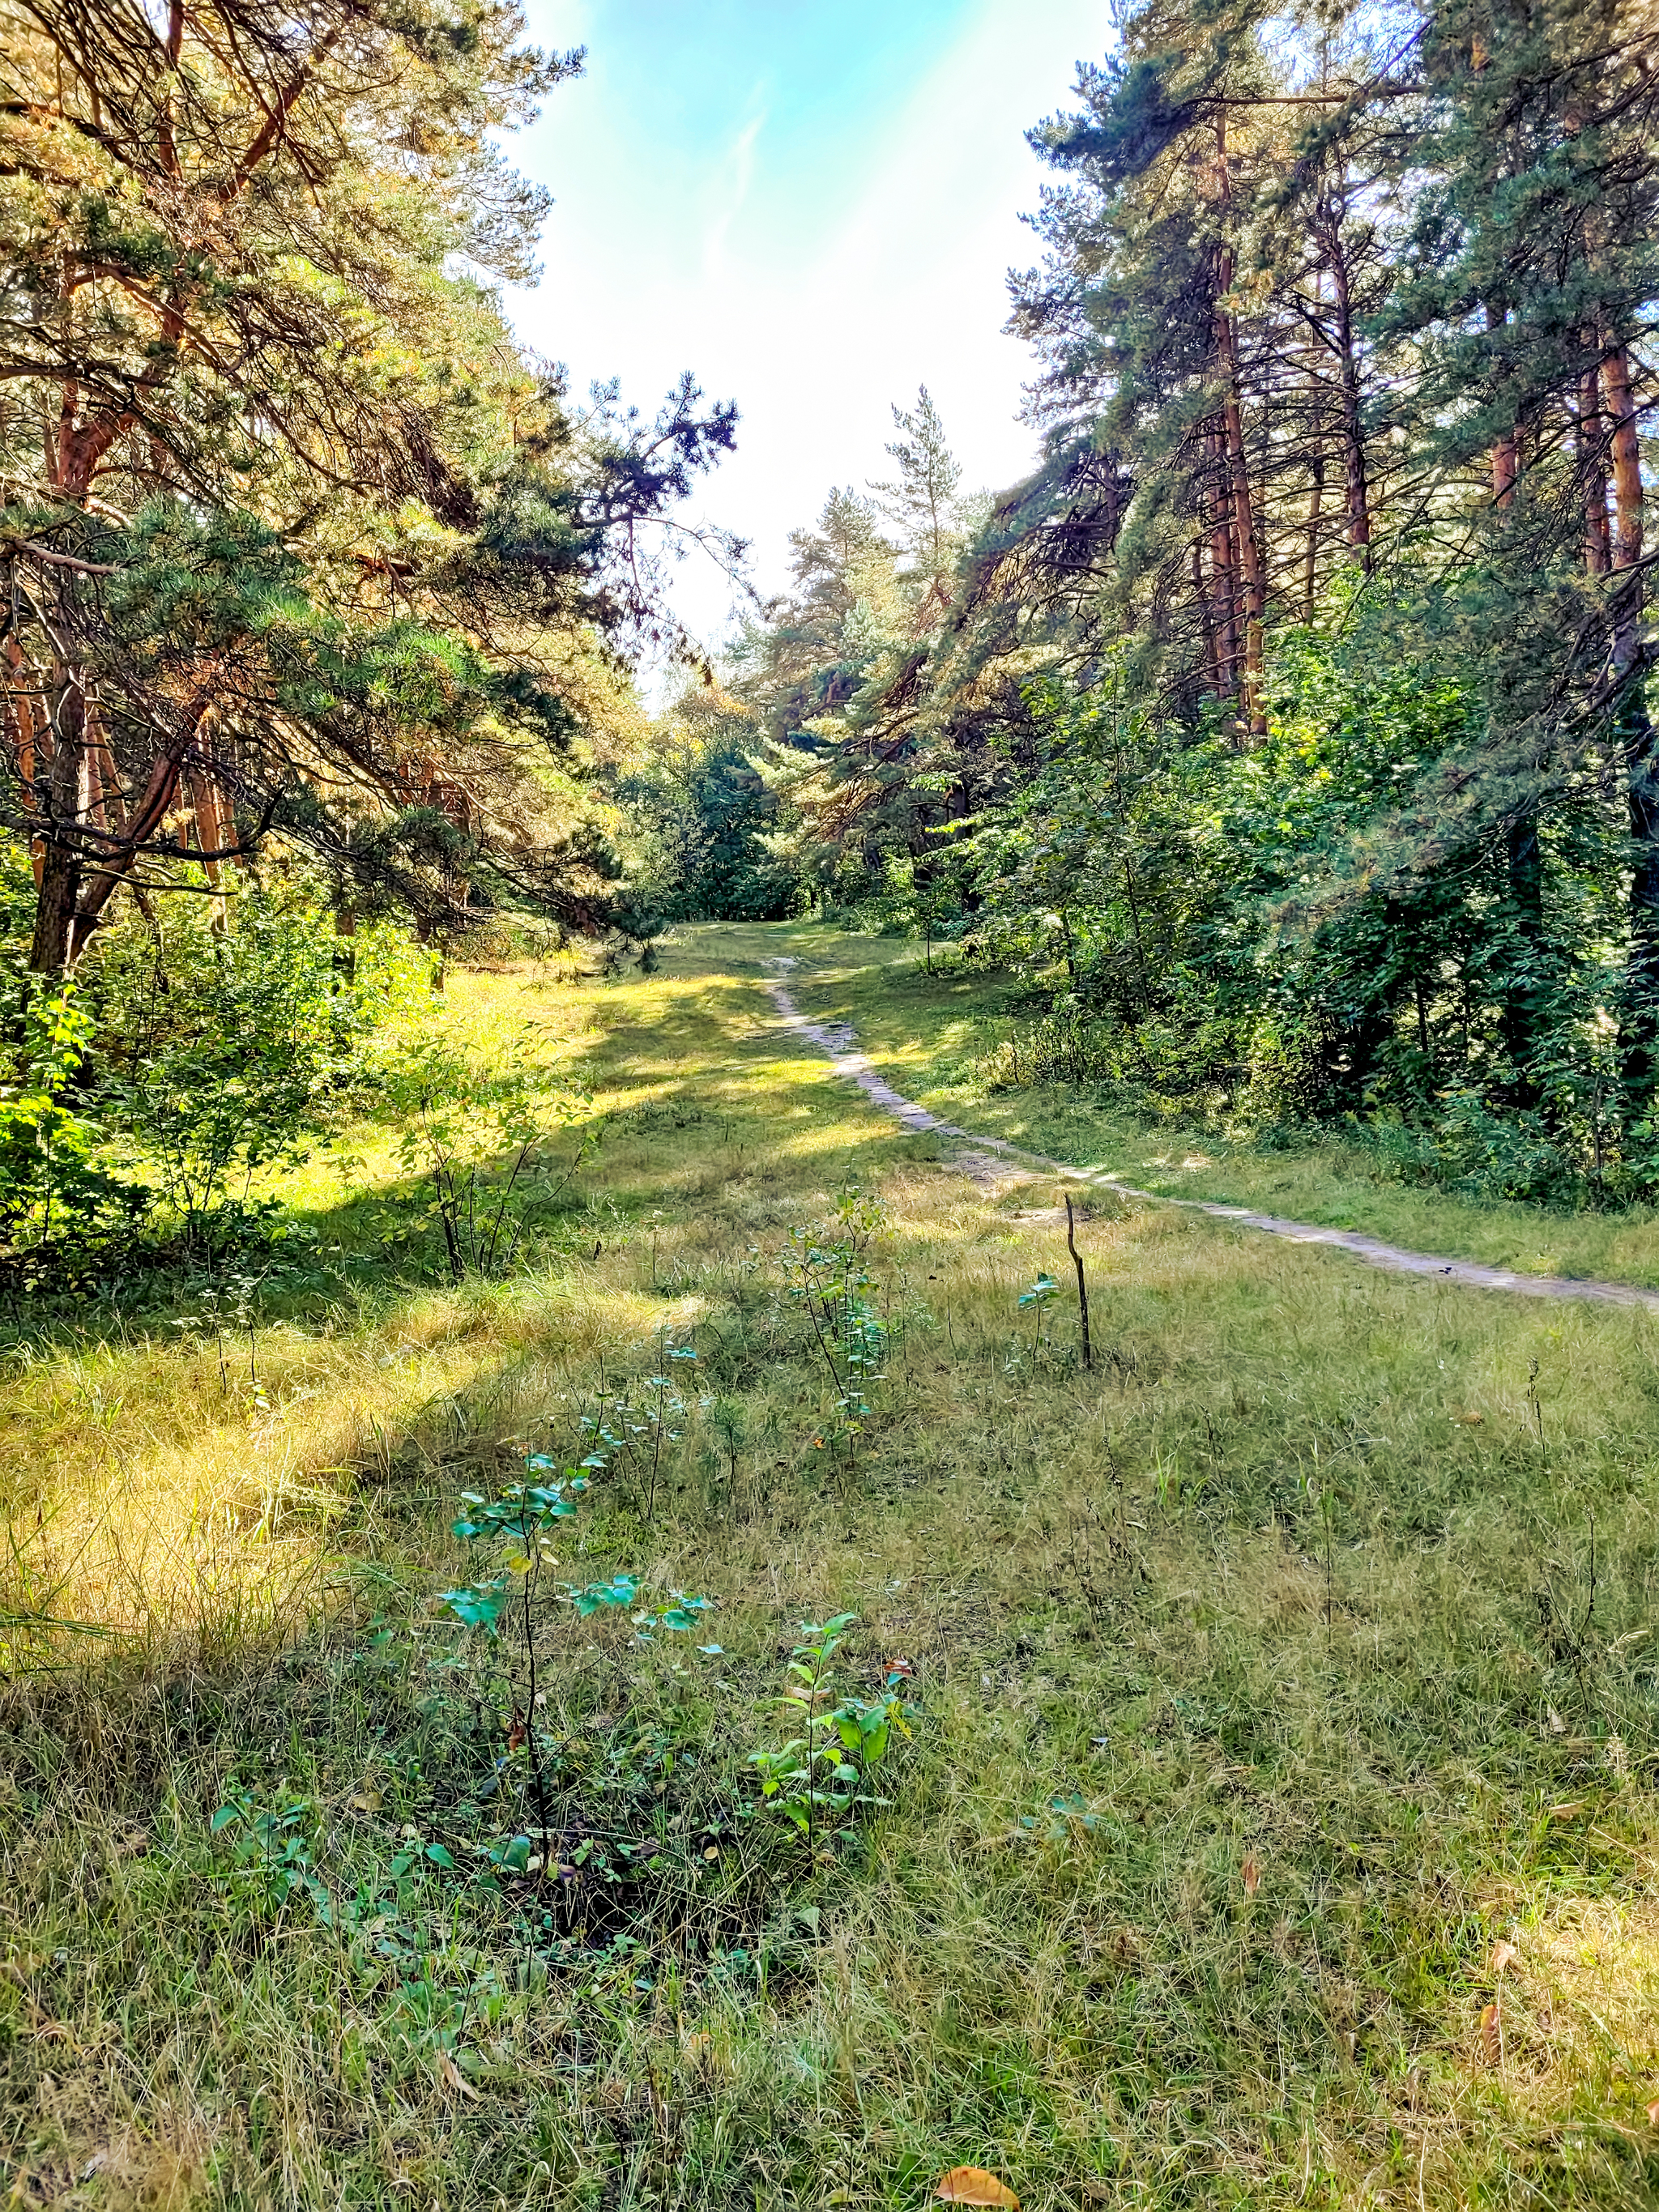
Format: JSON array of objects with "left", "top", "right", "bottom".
[
  {"left": 187, "top": 764, "right": 233, "bottom": 933},
  {"left": 1192, "top": 539, "right": 1218, "bottom": 693},
  {"left": 1605, "top": 342, "right": 1644, "bottom": 656},
  {"left": 2, "top": 634, "right": 45, "bottom": 889},
  {"left": 28, "top": 663, "right": 85, "bottom": 975},
  {"left": 1212, "top": 121, "right": 1264, "bottom": 730},
  {"left": 1491, "top": 433, "right": 1518, "bottom": 507},
  {"left": 1303, "top": 449, "right": 1324, "bottom": 624},
  {"left": 29, "top": 845, "right": 79, "bottom": 974}
]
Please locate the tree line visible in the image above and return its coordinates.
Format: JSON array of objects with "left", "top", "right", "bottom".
[
  {"left": 4, "top": 0, "right": 1657, "bottom": 1220},
  {"left": 631, "top": 0, "right": 1658, "bottom": 1206}
]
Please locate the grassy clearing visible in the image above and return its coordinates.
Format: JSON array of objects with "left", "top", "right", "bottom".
[
  {"left": 762, "top": 922, "right": 1659, "bottom": 1289},
  {"left": 4, "top": 923, "right": 1659, "bottom": 2208}
]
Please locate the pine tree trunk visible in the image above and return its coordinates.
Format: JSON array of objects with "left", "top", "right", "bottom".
[
  {"left": 1605, "top": 342, "right": 1644, "bottom": 656},
  {"left": 28, "top": 662, "right": 86, "bottom": 976},
  {"left": 1303, "top": 450, "right": 1324, "bottom": 624},
  {"left": 1580, "top": 364, "right": 1611, "bottom": 575},
  {"left": 1324, "top": 222, "right": 1372, "bottom": 564},
  {"left": 1207, "top": 425, "right": 1239, "bottom": 698},
  {"left": 1604, "top": 339, "right": 1659, "bottom": 1106},
  {"left": 1216, "top": 261, "right": 1266, "bottom": 731},
  {"left": 29, "top": 843, "right": 79, "bottom": 974},
  {"left": 1491, "top": 434, "right": 1518, "bottom": 507},
  {"left": 1212, "top": 125, "right": 1265, "bottom": 731},
  {"left": 1192, "top": 539, "right": 1218, "bottom": 693},
  {"left": 1486, "top": 306, "right": 1517, "bottom": 509},
  {"left": 1502, "top": 814, "right": 1545, "bottom": 1106}
]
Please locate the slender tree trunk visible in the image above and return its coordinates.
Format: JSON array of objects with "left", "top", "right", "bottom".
[
  {"left": 2, "top": 634, "right": 45, "bottom": 888},
  {"left": 1216, "top": 260, "right": 1266, "bottom": 731},
  {"left": 1491, "top": 435, "right": 1518, "bottom": 507},
  {"left": 1603, "top": 339, "right": 1659, "bottom": 1106},
  {"left": 1323, "top": 215, "right": 1373, "bottom": 565},
  {"left": 1303, "top": 449, "right": 1324, "bottom": 624},
  {"left": 1213, "top": 121, "right": 1265, "bottom": 731},
  {"left": 187, "top": 763, "right": 233, "bottom": 934},
  {"left": 1207, "top": 424, "right": 1239, "bottom": 699},
  {"left": 1499, "top": 816, "right": 1546, "bottom": 1108},
  {"left": 1605, "top": 341, "right": 1644, "bottom": 655},
  {"left": 29, "top": 845, "right": 79, "bottom": 974},
  {"left": 1192, "top": 538, "right": 1218, "bottom": 693},
  {"left": 1580, "top": 362, "right": 1611, "bottom": 576},
  {"left": 1486, "top": 307, "right": 1517, "bottom": 508},
  {"left": 28, "top": 659, "right": 85, "bottom": 975}
]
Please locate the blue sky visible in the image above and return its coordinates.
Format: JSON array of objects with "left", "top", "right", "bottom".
[{"left": 507, "top": 0, "right": 1114, "bottom": 658}]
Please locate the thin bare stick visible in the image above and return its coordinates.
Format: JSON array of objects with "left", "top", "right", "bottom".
[{"left": 1066, "top": 1193, "right": 1092, "bottom": 1371}]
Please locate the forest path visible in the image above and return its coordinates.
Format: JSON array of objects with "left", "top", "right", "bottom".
[{"left": 765, "top": 975, "right": 1659, "bottom": 1316}]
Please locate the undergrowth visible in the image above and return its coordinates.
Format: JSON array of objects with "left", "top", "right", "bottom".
[{"left": 3, "top": 923, "right": 1659, "bottom": 2209}]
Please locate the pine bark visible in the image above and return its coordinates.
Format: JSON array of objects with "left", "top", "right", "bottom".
[
  {"left": 1216, "top": 255, "right": 1266, "bottom": 731},
  {"left": 1321, "top": 211, "right": 1372, "bottom": 564},
  {"left": 1604, "top": 339, "right": 1659, "bottom": 1106},
  {"left": 1580, "top": 364, "right": 1611, "bottom": 575}
]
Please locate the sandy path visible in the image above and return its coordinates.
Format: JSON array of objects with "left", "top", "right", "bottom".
[{"left": 765, "top": 976, "right": 1659, "bottom": 1315}]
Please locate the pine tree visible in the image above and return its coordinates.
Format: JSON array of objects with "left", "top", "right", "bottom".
[
  {"left": 869, "top": 386, "right": 966, "bottom": 607},
  {"left": 0, "top": 0, "right": 740, "bottom": 970}
]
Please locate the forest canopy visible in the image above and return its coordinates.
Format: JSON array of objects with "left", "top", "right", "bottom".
[
  {"left": 633, "top": 0, "right": 1659, "bottom": 1208},
  {"left": 0, "top": 0, "right": 737, "bottom": 970}
]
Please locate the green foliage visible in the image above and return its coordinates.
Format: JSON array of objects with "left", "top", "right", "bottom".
[
  {"left": 748, "top": 1614, "right": 909, "bottom": 1850},
  {"left": 86, "top": 884, "right": 434, "bottom": 1255},
  {"left": 391, "top": 1046, "right": 595, "bottom": 1283},
  {"left": 678, "top": 0, "right": 1659, "bottom": 1209},
  {"left": 784, "top": 1187, "right": 893, "bottom": 1452},
  {"left": 0, "top": 976, "right": 145, "bottom": 1294}
]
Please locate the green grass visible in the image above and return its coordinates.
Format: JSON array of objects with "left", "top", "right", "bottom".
[
  {"left": 758, "top": 923, "right": 1659, "bottom": 1290},
  {"left": 4, "top": 923, "right": 1659, "bottom": 2209}
]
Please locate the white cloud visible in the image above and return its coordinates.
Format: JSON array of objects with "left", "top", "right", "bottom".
[{"left": 509, "top": 0, "right": 1112, "bottom": 667}]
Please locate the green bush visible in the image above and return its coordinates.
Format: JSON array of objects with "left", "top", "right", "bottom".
[
  {"left": 84, "top": 881, "right": 435, "bottom": 1257},
  {"left": 0, "top": 978, "right": 146, "bottom": 1296}
]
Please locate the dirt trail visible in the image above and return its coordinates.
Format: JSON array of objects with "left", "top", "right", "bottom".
[{"left": 765, "top": 975, "right": 1659, "bottom": 1315}]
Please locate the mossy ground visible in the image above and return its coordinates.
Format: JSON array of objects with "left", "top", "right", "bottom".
[{"left": 4, "top": 923, "right": 1659, "bottom": 2209}]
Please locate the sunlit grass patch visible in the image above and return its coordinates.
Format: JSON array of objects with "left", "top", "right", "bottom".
[{"left": 3, "top": 924, "right": 1659, "bottom": 2206}]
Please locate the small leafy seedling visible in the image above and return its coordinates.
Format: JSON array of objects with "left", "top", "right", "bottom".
[
  {"left": 749, "top": 1613, "right": 910, "bottom": 1854},
  {"left": 441, "top": 1452, "right": 714, "bottom": 1861},
  {"left": 1018, "top": 1272, "right": 1058, "bottom": 1365}
]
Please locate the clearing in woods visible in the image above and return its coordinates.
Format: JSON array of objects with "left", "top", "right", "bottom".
[{"left": 4, "top": 921, "right": 1659, "bottom": 2210}]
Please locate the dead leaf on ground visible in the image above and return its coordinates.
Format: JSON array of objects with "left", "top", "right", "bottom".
[
  {"left": 1491, "top": 1940, "right": 1519, "bottom": 1976},
  {"left": 1454, "top": 1411, "right": 1485, "bottom": 1426},
  {"left": 1646, "top": 2096, "right": 1659, "bottom": 2129},
  {"left": 437, "top": 2051, "right": 480, "bottom": 2100},
  {"left": 935, "top": 2167, "right": 1020, "bottom": 2209},
  {"left": 1479, "top": 2000, "right": 1502, "bottom": 2064},
  {"left": 1242, "top": 1854, "right": 1260, "bottom": 1898}
]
